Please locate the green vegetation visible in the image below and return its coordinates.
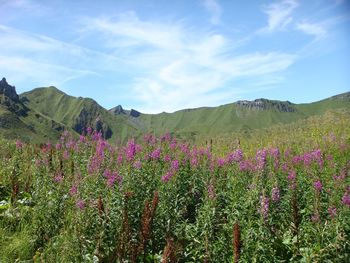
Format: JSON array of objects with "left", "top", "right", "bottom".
[
  {"left": 16, "top": 86, "right": 350, "bottom": 144},
  {"left": 1, "top": 109, "right": 350, "bottom": 262},
  {"left": 20, "top": 87, "right": 141, "bottom": 143},
  {"left": 137, "top": 92, "right": 350, "bottom": 139}
]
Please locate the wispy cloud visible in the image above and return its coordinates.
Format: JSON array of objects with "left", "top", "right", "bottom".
[
  {"left": 296, "top": 14, "right": 349, "bottom": 41},
  {"left": 0, "top": 55, "right": 93, "bottom": 88},
  {"left": 296, "top": 21, "right": 327, "bottom": 39},
  {"left": 81, "top": 13, "right": 296, "bottom": 113},
  {"left": 0, "top": 25, "right": 130, "bottom": 90},
  {"left": 201, "top": 0, "right": 223, "bottom": 25},
  {"left": 1, "top": 0, "right": 49, "bottom": 16},
  {"left": 259, "top": 0, "right": 299, "bottom": 33}
]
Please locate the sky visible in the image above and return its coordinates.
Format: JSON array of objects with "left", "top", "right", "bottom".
[{"left": 0, "top": 0, "right": 349, "bottom": 113}]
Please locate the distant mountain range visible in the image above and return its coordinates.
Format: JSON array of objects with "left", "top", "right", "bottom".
[{"left": 0, "top": 77, "right": 349, "bottom": 143}]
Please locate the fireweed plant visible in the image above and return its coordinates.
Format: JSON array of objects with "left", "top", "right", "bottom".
[{"left": 0, "top": 124, "right": 350, "bottom": 262}]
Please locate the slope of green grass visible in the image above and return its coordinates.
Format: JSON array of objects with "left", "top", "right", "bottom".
[
  {"left": 138, "top": 92, "right": 350, "bottom": 139},
  {"left": 20, "top": 87, "right": 141, "bottom": 143},
  {"left": 1, "top": 108, "right": 350, "bottom": 262},
  {"left": 8, "top": 86, "right": 350, "bottom": 144}
]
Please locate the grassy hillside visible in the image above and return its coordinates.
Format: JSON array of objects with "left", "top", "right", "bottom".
[
  {"left": 20, "top": 87, "right": 141, "bottom": 143},
  {"left": 136, "top": 92, "right": 350, "bottom": 140},
  {"left": 0, "top": 86, "right": 64, "bottom": 143},
  {"left": 0, "top": 79, "right": 348, "bottom": 144},
  {"left": 1, "top": 105, "right": 350, "bottom": 262}
]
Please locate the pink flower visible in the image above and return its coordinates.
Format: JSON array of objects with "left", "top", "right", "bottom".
[
  {"left": 327, "top": 206, "right": 337, "bottom": 218},
  {"left": 63, "top": 150, "right": 70, "bottom": 160},
  {"left": 125, "top": 139, "right": 136, "bottom": 161},
  {"left": 256, "top": 149, "right": 268, "bottom": 171},
  {"left": 271, "top": 187, "right": 280, "bottom": 202},
  {"left": 342, "top": 191, "right": 350, "bottom": 207},
  {"left": 287, "top": 170, "right": 296, "bottom": 189},
  {"left": 76, "top": 199, "right": 85, "bottom": 210},
  {"left": 163, "top": 155, "right": 171, "bottom": 162},
  {"left": 161, "top": 133, "right": 171, "bottom": 142},
  {"left": 171, "top": 160, "right": 179, "bottom": 171},
  {"left": 161, "top": 170, "right": 174, "bottom": 183},
  {"left": 54, "top": 172, "right": 63, "bottom": 183},
  {"left": 169, "top": 139, "right": 177, "bottom": 149},
  {"left": 269, "top": 148, "right": 280, "bottom": 159},
  {"left": 287, "top": 170, "right": 296, "bottom": 181},
  {"left": 217, "top": 158, "right": 226, "bottom": 167},
  {"left": 150, "top": 148, "right": 161, "bottom": 160},
  {"left": 260, "top": 195, "right": 269, "bottom": 219},
  {"left": 86, "top": 127, "right": 93, "bottom": 135},
  {"left": 227, "top": 149, "right": 243, "bottom": 163},
  {"left": 143, "top": 134, "right": 157, "bottom": 145},
  {"left": 190, "top": 157, "right": 199, "bottom": 168},
  {"left": 133, "top": 160, "right": 142, "bottom": 169},
  {"left": 313, "top": 180, "right": 323, "bottom": 191},
  {"left": 79, "top": 135, "right": 86, "bottom": 143},
  {"left": 311, "top": 213, "right": 320, "bottom": 223},
  {"left": 69, "top": 185, "right": 78, "bottom": 195},
  {"left": 239, "top": 160, "right": 253, "bottom": 172},
  {"left": 16, "top": 140, "right": 24, "bottom": 149},
  {"left": 103, "top": 169, "right": 122, "bottom": 188}
]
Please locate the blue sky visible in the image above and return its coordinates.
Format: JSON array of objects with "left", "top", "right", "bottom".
[{"left": 0, "top": 0, "right": 349, "bottom": 113}]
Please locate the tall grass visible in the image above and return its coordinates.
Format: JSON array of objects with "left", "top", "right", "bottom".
[{"left": 0, "top": 110, "right": 350, "bottom": 262}]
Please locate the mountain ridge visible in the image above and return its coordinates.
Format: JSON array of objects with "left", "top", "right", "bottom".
[{"left": 1, "top": 77, "right": 349, "bottom": 143}]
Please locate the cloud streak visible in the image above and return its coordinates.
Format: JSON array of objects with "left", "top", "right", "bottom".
[
  {"left": 201, "top": 0, "right": 223, "bottom": 25},
  {"left": 0, "top": 24, "right": 134, "bottom": 91},
  {"left": 296, "top": 21, "right": 327, "bottom": 39},
  {"left": 260, "top": 0, "right": 299, "bottom": 33},
  {"left": 81, "top": 13, "right": 296, "bottom": 113}
]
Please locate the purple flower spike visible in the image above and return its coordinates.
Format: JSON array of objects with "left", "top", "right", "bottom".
[{"left": 313, "top": 180, "right": 323, "bottom": 191}]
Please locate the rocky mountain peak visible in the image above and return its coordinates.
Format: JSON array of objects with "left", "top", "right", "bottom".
[
  {"left": 130, "top": 109, "right": 141, "bottom": 118},
  {"left": 0, "top": 77, "right": 19, "bottom": 102},
  {"left": 236, "top": 98, "right": 296, "bottom": 112},
  {"left": 109, "top": 105, "right": 141, "bottom": 118},
  {"left": 110, "top": 105, "right": 125, "bottom": 115}
]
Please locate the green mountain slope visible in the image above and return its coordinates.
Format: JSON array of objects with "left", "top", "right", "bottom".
[
  {"left": 1, "top": 77, "right": 349, "bottom": 144},
  {"left": 111, "top": 93, "right": 350, "bottom": 140},
  {"left": 0, "top": 78, "right": 64, "bottom": 142},
  {"left": 20, "top": 87, "right": 141, "bottom": 143}
]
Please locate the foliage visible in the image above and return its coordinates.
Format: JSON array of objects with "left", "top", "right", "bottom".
[{"left": 1, "top": 111, "right": 350, "bottom": 262}]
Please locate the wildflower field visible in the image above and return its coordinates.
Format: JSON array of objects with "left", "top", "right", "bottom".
[{"left": 1, "top": 110, "right": 350, "bottom": 262}]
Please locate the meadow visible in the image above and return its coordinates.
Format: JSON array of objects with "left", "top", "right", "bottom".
[{"left": 1, "top": 109, "right": 350, "bottom": 262}]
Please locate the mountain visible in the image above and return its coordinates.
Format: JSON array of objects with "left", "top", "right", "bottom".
[
  {"left": 0, "top": 78, "right": 65, "bottom": 142},
  {"left": 0, "top": 77, "right": 349, "bottom": 143},
  {"left": 20, "top": 87, "right": 141, "bottom": 143},
  {"left": 110, "top": 93, "right": 350, "bottom": 140}
]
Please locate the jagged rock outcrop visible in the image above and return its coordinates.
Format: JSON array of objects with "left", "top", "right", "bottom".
[
  {"left": 110, "top": 105, "right": 125, "bottom": 115},
  {"left": 130, "top": 109, "right": 141, "bottom": 118},
  {"left": 0, "top": 78, "right": 28, "bottom": 116},
  {"left": 0, "top": 77, "right": 19, "bottom": 102},
  {"left": 73, "top": 108, "right": 113, "bottom": 139},
  {"left": 236, "top": 99, "right": 296, "bottom": 112},
  {"left": 109, "top": 105, "right": 141, "bottom": 118}
]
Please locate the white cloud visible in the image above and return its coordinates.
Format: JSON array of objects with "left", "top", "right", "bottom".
[
  {"left": 0, "top": 24, "right": 133, "bottom": 90},
  {"left": 260, "top": 0, "right": 299, "bottom": 33},
  {"left": 296, "top": 14, "right": 349, "bottom": 41},
  {"left": 81, "top": 13, "right": 296, "bottom": 113},
  {"left": 0, "top": 10, "right": 298, "bottom": 113},
  {"left": 201, "top": 0, "right": 223, "bottom": 25},
  {"left": 0, "top": 55, "right": 94, "bottom": 89},
  {"left": 1, "top": 0, "right": 49, "bottom": 16},
  {"left": 296, "top": 22, "right": 327, "bottom": 39}
]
